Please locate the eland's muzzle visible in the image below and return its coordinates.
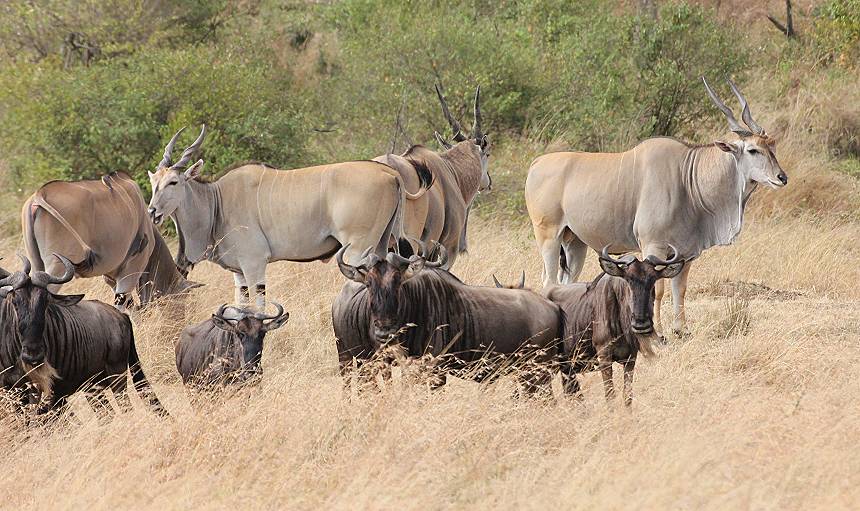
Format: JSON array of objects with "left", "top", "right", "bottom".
[{"left": 148, "top": 207, "right": 164, "bottom": 225}]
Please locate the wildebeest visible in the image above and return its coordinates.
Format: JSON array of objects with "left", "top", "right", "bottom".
[
  {"left": 22, "top": 171, "right": 201, "bottom": 310},
  {"left": 525, "top": 78, "right": 786, "bottom": 337},
  {"left": 373, "top": 84, "right": 491, "bottom": 268},
  {"left": 147, "top": 125, "right": 431, "bottom": 308},
  {"left": 332, "top": 243, "right": 563, "bottom": 393},
  {"left": 0, "top": 255, "right": 166, "bottom": 416},
  {"left": 542, "top": 246, "right": 686, "bottom": 405},
  {"left": 175, "top": 302, "right": 289, "bottom": 387}
]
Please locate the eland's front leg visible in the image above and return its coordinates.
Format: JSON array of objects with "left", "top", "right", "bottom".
[{"left": 671, "top": 263, "right": 693, "bottom": 338}]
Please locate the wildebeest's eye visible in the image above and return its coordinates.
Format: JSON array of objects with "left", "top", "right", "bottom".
[{"left": 747, "top": 148, "right": 759, "bottom": 155}]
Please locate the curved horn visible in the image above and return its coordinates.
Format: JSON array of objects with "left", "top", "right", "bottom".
[
  {"left": 385, "top": 251, "right": 413, "bottom": 270},
  {"left": 517, "top": 270, "right": 525, "bottom": 289},
  {"left": 702, "top": 77, "right": 752, "bottom": 137},
  {"left": 31, "top": 254, "right": 75, "bottom": 287},
  {"left": 423, "top": 243, "right": 448, "bottom": 268},
  {"left": 336, "top": 244, "right": 356, "bottom": 275},
  {"left": 599, "top": 245, "right": 626, "bottom": 265},
  {"left": 170, "top": 124, "right": 206, "bottom": 170},
  {"left": 214, "top": 303, "right": 229, "bottom": 319},
  {"left": 159, "top": 127, "right": 186, "bottom": 168},
  {"left": 492, "top": 274, "right": 503, "bottom": 288},
  {"left": 645, "top": 244, "right": 681, "bottom": 267},
  {"left": 434, "top": 84, "right": 467, "bottom": 142},
  {"left": 17, "top": 253, "right": 31, "bottom": 276},
  {"left": 727, "top": 79, "right": 765, "bottom": 136},
  {"left": 472, "top": 85, "right": 483, "bottom": 141},
  {"left": 254, "top": 301, "right": 284, "bottom": 321}
]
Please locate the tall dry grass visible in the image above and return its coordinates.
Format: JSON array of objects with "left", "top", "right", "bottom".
[{"left": 0, "top": 206, "right": 858, "bottom": 509}]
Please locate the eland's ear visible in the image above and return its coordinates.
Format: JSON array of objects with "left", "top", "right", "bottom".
[
  {"left": 263, "top": 312, "right": 290, "bottom": 332},
  {"left": 147, "top": 170, "right": 156, "bottom": 180},
  {"left": 184, "top": 159, "right": 205, "bottom": 180},
  {"left": 211, "top": 315, "right": 236, "bottom": 332},
  {"left": 49, "top": 293, "right": 84, "bottom": 307},
  {"left": 715, "top": 141, "right": 739, "bottom": 154},
  {"left": 598, "top": 258, "right": 627, "bottom": 278},
  {"left": 658, "top": 261, "right": 686, "bottom": 280}
]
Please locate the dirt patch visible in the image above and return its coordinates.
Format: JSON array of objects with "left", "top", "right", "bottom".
[{"left": 691, "top": 279, "right": 803, "bottom": 301}]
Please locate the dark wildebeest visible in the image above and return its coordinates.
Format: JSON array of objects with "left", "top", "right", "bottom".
[
  {"left": 332, "top": 243, "right": 563, "bottom": 393},
  {"left": 175, "top": 302, "right": 289, "bottom": 388},
  {"left": 542, "top": 246, "right": 686, "bottom": 405},
  {"left": 0, "top": 254, "right": 166, "bottom": 416}
]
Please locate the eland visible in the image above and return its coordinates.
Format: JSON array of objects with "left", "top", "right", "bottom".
[{"left": 525, "top": 77, "right": 787, "bottom": 337}]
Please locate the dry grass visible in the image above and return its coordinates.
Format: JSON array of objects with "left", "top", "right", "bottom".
[{"left": 0, "top": 207, "right": 858, "bottom": 509}]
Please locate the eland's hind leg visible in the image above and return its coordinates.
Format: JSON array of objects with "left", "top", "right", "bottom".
[{"left": 559, "top": 229, "right": 588, "bottom": 284}]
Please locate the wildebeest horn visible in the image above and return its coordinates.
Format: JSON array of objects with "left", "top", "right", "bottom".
[
  {"left": 702, "top": 77, "right": 752, "bottom": 137},
  {"left": 254, "top": 301, "right": 284, "bottom": 321},
  {"left": 0, "top": 256, "right": 29, "bottom": 292},
  {"left": 31, "top": 254, "right": 75, "bottom": 287},
  {"left": 599, "top": 245, "right": 626, "bottom": 265},
  {"left": 517, "top": 270, "right": 525, "bottom": 289},
  {"left": 492, "top": 274, "right": 503, "bottom": 288},
  {"left": 170, "top": 124, "right": 206, "bottom": 170},
  {"left": 159, "top": 126, "right": 186, "bottom": 169},
  {"left": 434, "top": 83, "right": 467, "bottom": 143},
  {"left": 385, "top": 251, "right": 414, "bottom": 270},
  {"left": 17, "top": 253, "right": 32, "bottom": 276},
  {"left": 727, "top": 79, "right": 765, "bottom": 136},
  {"left": 423, "top": 243, "right": 448, "bottom": 268},
  {"left": 645, "top": 244, "right": 681, "bottom": 267},
  {"left": 472, "top": 85, "right": 483, "bottom": 141}
]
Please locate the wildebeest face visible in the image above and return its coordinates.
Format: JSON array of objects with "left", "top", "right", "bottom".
[
  {"left": 0, "top": 255, "right": 80, "bottom": 366},
  {"left": 336, "top": 243, "right": 447, "bottom": 343},
  {"left": 599, "top": 247, "right": 685, "bottom": 335},
  {"left": 211, "top": 303, "right": 289, "bottom": 377}
]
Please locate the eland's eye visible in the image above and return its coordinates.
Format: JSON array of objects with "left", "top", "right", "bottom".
[
  {"left": 167, "top": 181, "right": 178, "bottom": 186},
  {"left": 747, "top": 148, "right": 759, "bottom": 155}
]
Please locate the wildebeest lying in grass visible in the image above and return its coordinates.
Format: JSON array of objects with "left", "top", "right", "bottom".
[
  {"left": 332, "top": 242, "right": 563, "bottom": 394},
  {"left": 542, "top": 246, "right": 687, "bottom": 405},
  {"left": 0, "top": 254, "right": 166, "bottom": 417},
  {"left": 175, "top": 302, "right": 289, "bottom": 388}
]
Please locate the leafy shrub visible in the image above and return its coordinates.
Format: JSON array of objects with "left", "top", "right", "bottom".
[
  {"left": 0, "top": 44, "right": 308, "bottom": 192},
  {"left": 812, "top": 0, "right": 860, "bottom": 66}
]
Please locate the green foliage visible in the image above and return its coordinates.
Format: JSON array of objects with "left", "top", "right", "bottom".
[
  {"left": 0, "top": 44, "right": 307, "bottom": 192},
  {"left": 812, "top": 0, "right": 860, "bottom": 66}
]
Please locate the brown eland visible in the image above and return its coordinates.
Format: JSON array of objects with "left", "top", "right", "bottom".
[
  {"left": 22, "top": 171, "right": 201, "bottom": 311},
  {"left": 147, "top": 125, "right": 431, "bottom": 308},
  {"left": 525, "top": 77, "right": 787, "bottom": 337},
  {"left": 372, "top": 84, "right": 491, "bottom": 267}
]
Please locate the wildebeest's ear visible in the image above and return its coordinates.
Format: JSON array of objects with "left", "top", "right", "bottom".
[
  {"left": 184, "top": 159, "right": 205, "bottom": 180},
  {"left": 182, "top": 280, "right": 204, "bottom": 291},
  {"left": 715, "top": 140, "right": 739, "bottom": 154},
  {"left": 598, "top": 258, "right": 627, "bottom": 278},
  {"left": 49, "top": 293, "right": 84, "bottom": 306},
  {"left": 263, "top": 312, "right": 290, "bottom": 332},
  {"left": 211, "top": 315, "right": 237, "bottom": 332},
  {"left": 658, "top": 261, "right": 686, "bottom": 280}
]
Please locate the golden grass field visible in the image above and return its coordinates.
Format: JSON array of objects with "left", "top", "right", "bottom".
[
  {"left": 0, "top": 203, "right": 858, "bottom": 509},
  {"left": 0, "top": 64, "right": 858, "bottom": 509}
]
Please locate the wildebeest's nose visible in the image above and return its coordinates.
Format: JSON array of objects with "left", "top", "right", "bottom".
[
  {"left": 631, "top": 317, "right": 653, "bottom": 334},
  {"left": 777, "top": 172, "right": 788, "bottom": 185},
  {"left": 21, "top": 352, "right": 43, "bottom": 366}
]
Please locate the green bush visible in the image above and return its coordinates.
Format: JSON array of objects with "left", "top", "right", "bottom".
[
  {"left": 813, "top": 0, "right": 860, "bottom": 66},
  {"left": 0, "top": 44, "right": 308, "bottom": 193}
]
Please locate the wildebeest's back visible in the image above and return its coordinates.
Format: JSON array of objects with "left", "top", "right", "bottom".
[
  {"left": 43, "top": 300, "right": 134, "bottom": 396},
  {"left": 175, "top": 320, "right": 240, "bottom": 385}
]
